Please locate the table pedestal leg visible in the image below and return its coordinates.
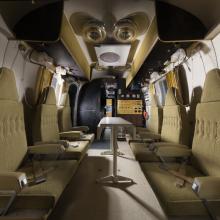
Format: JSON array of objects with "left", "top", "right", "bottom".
[
  {"left": 97, "top": 126, "right": 133, "bottom": 184},
  {"left": 101, "top": 151, "right": 124, "bottom": 156},
  {"left": 101, "top": 126, "right": 124, "bottom": 155},
  {"left": 133, "top": 127, "right": 136, "bottom": 138},
  {"left": 96, "top": 175, "right": 133, "bottom": 184}
]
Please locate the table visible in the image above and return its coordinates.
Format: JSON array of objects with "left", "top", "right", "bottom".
[
  {"left": 96, "top": 117, "right": 136, "bottom": 184},
  {"left": 97, "top": 117, "right": 135, "bottom": 156}
]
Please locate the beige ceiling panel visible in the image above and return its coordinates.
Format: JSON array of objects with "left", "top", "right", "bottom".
[
  {"left": 60, "top": 13, "right": 91, "bottom": 80},
  {"left": 126, "top": 18, "right": 158, "bottom": 87}
]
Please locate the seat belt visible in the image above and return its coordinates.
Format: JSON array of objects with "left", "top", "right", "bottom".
[
  {"left": 28, "top": 160, "right": 55, "bottom": 186},
  {"left": 174, "top": 160, "right": 188, "bottom": 188},
  {"left": 156, "top": 150, "right": 216, "bottom": 220},
  {"left": 149, "top": 142, "right": 192, "bottom": 187},
  {"left": 160, "top": 165, "right": 194, "bottom": 184}
]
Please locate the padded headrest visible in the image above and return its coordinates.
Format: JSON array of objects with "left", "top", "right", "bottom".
[
  {"left": 201, "top": 68, "right": 220, "bottom": 103},
  {"left": 150, "top": 94, "right": 159, "bottom": 107},
  {"left": 164, "top": 87, "right": 183, "bottom": 106},
  {"left": 59, "top": 93, "right": 70, "bottom": 106},
  {"left": 0, "top": 67, "right": 19, "bottom": 101},
  {"left": 39, "top": 86, "right": 56, "bottom": 105}
]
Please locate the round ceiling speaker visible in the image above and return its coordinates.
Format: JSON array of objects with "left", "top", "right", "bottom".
[
  {"left": 113, "top": 19, "right": 137, "bottom": 43},
  {"left": 82, "top": 21, "right": 106, "bottom": 43},
  {"left": 100, "top": 52, "right": 120, "bottom": 63}
]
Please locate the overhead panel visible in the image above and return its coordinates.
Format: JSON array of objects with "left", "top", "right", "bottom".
[
  {"left": 63, "top": 0, "right": 157, "bottom": 81},
  {"left": 126, "top": 18, "right": 158, "bottom": 87},
  {"left": 60, "top": 13, "right": 91, "bottom": 80}
]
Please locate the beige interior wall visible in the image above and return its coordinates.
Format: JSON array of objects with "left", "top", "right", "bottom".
[
  {"left": 0, "top": 15, "right": 40, "bottom": 103},
  {"left": 162, "top": 33, "right": 220, "bottom": 144},
  {"left": 183, "top": 39, "right": 218, "bottom": 102},
  {"left": 0, "top": 36, "right": 40, "bottom": 103},
  {"left": 0, "top": 17, "right": 43, "bottom": 145}
]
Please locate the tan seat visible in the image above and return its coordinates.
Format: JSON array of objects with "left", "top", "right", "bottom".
[
  {"left": 130, "top": 87, "right": 189, "bottom": 162},
  {"left": 58, "top": 92, "right": 95, "bottom": 143},
  {"left": 141, "top": 162, "right": 205, "bottom": 216},
  {"left": 130, "top": 142, "right": 159, "bottom": 162},
  {"left": 139, "top": 94, "right": 163, "bottom": 135},
  {"left": 126, "top": 94, "right": 162, "bottom": 143},
  {"left": 33, "top": 86, "right": 89, "bottom": 161},
  {"left": 0, "top": 68, "right": 78, "bottom": 216},
  {"left": 141, "top": 69, "right": 220, "bottom": 216},
  {"left": 159, "top": 88, "right": 189, "bottom": 145},
  {"left": 20, "top": 160, "right": 78, "bottom": 201}
]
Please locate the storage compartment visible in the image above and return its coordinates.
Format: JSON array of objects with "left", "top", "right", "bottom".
[{"left": 0, "top": 195, "right": 54, "bottom": 220}]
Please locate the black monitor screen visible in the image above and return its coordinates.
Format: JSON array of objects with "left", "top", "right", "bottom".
[
  {"left": 1, "top": 0, "right": 63, "bottom": 42},
  {"left": 155, "top": 1, "right": 207, "bottom": 41}
]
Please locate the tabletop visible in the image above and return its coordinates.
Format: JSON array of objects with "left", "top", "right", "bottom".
[{"left": 98, "top": 117, "right": 133, "bottom": 127}]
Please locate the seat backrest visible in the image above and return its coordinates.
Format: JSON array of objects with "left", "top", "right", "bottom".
[
  {"left": 0, "top": 67, "right": 27, "bottom": 172},
  {"left": 192, "top": 69, "right": 220, "bottom": 176},
  {"left": 161, "top": 87, "right": 189, "bottom": 145},
  {"left": 58, "top": 93, "right": 72, "bottom": 132},
  {"left": 147, "top": 94, "right": 163, "bottom": 134},
  {"left": 33, "top": 86, "right": 60, "bottom": 142}
]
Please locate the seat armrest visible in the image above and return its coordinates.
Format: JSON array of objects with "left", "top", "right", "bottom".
[
  {"left": 0, "top": 172, "right": 27, "bottom": 193},
  {"left": 71, "top": 126, "right": 89, "bottom": 132},
  {"left": 136, "top": 127, "right": 149, "bottom": 132},
  {"left": 59, "top": 131, "right": 81, "bottom": 139},
  {"left": 153, "top": 142, "right": 189, "bottom": 148},
  {"left": 126, "top": 134, "right": 155, "bottom": 144},
  {"left": 193, "top": 177, "right": 220, "bottom": 200},
  {"left": 139, "top": 132, "right": 161, "bottom": 141},
  {"left": 155, "top": 145, "right": 191, "bottom": 158},
  {"left": 34, "top": 141, "right": 59, "bottom": 145},
  {"left": 129, "top": 138, "right": 155, "bottom": 144},
  {"left": 28, "top": 144, "right": 65, "bottom": 155}
]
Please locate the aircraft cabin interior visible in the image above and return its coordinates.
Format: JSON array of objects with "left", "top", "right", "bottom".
[{"left": 0, "top": 0, "right": 220, "bottom": 220}]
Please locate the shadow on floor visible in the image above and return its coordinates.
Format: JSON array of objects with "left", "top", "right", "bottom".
[
  {"left": 48, "top": 156, "right": 111, "bottom": 220},
  {"left": 90, "top": 140, "right": 110, "bottom": 150},
  {"left": 104, "top": 182, "right": 166, "bottom": 220},
  {"left": 90, "top": 128, "right": 111, "bottom": 150}
]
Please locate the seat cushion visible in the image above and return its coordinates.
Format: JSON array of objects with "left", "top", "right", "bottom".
[
  {"left": 20, "top": 160, "right": 78, "bottom": 202},
  {"left": 130, "top": 142, "right": 159, "bottom": 162},
  {"left": 63, "top": 141, "right": 89, "bottom": 161},
  {"left": 141, "top": 162, "right": 207, "bottom": 216}
]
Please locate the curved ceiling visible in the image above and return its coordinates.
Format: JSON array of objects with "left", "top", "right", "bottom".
[
  {"left": 1, "top": 0, "right": 220, "bottom": 84},
  {"left": 64, "top": 0, "right": 155, "bottom": 23},
  {"left": 160, "top": 0, "right": 220, "bottom": 30}
]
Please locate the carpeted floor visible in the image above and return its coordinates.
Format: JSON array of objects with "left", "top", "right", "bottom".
[
  {"left": 48, "top": 139, "right": 210, "bottom": 220},
  {"left": 48, "top": 141, "right": 167, "bottom": 220},
  {"left": 90, "top": 139, "right": 110, "bottom": 150},
  {"left": 90, "top": 128, "right": 111, "bottom": 150}
]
